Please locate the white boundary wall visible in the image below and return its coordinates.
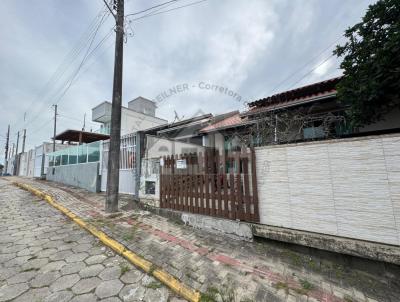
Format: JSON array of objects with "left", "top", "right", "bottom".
[{"left": 255, "top": 133, "right": 400, "bottom": 246}]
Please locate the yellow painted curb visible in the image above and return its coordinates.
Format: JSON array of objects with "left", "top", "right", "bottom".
[{"left": 13, "top": 182, "right": 201, "bottom": 302}]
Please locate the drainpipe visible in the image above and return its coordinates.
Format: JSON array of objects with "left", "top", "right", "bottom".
[{"left": 134, "top": 131, "right": 144, "bottom": 200}]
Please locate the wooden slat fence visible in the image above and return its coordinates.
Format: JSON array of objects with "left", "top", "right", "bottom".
[{"left": 160, "top": 149, "right": 259, "bottom": 222}]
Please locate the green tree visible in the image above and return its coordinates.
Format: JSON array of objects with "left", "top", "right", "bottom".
[{"left": 334, "top": 0, "right": 400, "bottom": 128}]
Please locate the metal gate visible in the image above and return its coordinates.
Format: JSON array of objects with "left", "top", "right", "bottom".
[
  {"left": 160, "top": 148, "right": 260, "bottom": 222},
  {"left": 101, "top": 133, "right": 136, "bottom": 195},
  {"left": 33, "top": 145, "right": 44, "bottom": 178}
]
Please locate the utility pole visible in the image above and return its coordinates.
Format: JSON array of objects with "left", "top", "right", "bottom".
[
  {"left": 106, "top": 0, "right": 124, "bottom": 213},
  {"left": 15, "top": 131, "right": 19, "bottom": 155},
  {"left": 4, "top": 125, "right": 9, "bottom": 174},
  {"left": 22, "top": 129, "right": 26, "bottom": 153},
  {"left": 14, "top": 132, "right": 20, "bottom": 175},
  {"left": 53, "top": 105, "right": 58, "bottom": 152},
  {"left": 82, "top": 113, "right": 86, "bottom": 131}
]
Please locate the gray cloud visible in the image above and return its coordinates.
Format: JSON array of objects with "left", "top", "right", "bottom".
[{"left": 0, "top": 0, "right": 375, "bottom": 158}]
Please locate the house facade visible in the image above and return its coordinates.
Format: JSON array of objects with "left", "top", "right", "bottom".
[
  {"left": 92, "top": 96, "right": 167, "bottom": 135},
  {"left": 198, "top": 77, "right": 400, "bottom": 151}
]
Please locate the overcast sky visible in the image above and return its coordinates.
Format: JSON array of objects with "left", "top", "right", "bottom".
[{"left": 0, "top": 0, "right": 375, "bottom": 159}]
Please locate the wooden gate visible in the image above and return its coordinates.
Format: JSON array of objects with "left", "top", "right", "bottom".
[{"left": 160, "top": 149, "right": 259, "bottom": 222}]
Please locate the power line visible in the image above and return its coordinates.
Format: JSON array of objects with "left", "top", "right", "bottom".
[
  {"left": 23, "top": 10, "right": 111, "bottom": 131},
  {"left": 53, "top": 11, "right": 111, "bottom": 106},
  {"left": 265, "top": 0, "right": 371, "bottom": 96},
  {"left": 268, "top": 36, "right": 344, "bottom": 95},
  {"left": 127, "top": 0, "right": 208, "bottom": 22},
  {"left": 125, "top": 0, "right": 179, "bottom": 17},
  {"left": 17, "top": 5, "right": 108, "bottom": 131},
  {"left": 58, "top": 114, "right": 98, "bottom": 126},
  {"left": 287, "top": 54, "right": 335, "bottom": 90}
]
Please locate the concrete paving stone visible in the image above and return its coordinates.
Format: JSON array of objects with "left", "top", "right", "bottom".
[
  {"left": 0, "top": 253, "right": 17, "bottom": 263},
  {"left": 13, "top": 287, "right": 51, "bottom": 302},
  {"left": 16, "top": 249, "right": 32, "bottom": 257},
  {"left": 95, "top": 279, "right": 124, "bottom": 299},
  {"left": 70, "top": 293, "right": 98, "bottom": 302},
  {"left": 143, "top": 288, "right": 169, "bottom": 302},
  {"left": 30, "top": 271, "right": 61, "bottom": 288},
  {"left": 103, "top": 256, "right": 121, "bottom": 267},
  {"left": 27, "top": 246, "right": 43, "bottom": 255},
  {"left": 60, "top": 261, "right": 87, "bottom": 275},
  {"left": 66, "top": 252, "right": 89, "bottom": 263},
  {"left": 4, "top": 255, "right": 30, "bottom": 268},
  {"left": 141, "top": 275, "right": 157, "bottom": 287},
  {"left": 100, "top": 297, "right": 122, "bottom": 302},
  {"left": 57, "top": 243, "right": 78, "bottom": 251},
  {"left": 85, "top": 254, "right": 108, "bottom": 265},
  {"left": 7, "top": 271, "right": 37, "bottom": 285},
  {"left": 120, "top": 270, "right": 144, "bottom": 284},
  {"left": 44, "top": 290, "right": 74, "bottom": 302},
  {"left": 49, "top": 273, "right": 80, "bottom": 292},
  {"left": 40, "top": 260, "right": 67, "bottom": 273},
  {"left": 36, "top": 248, "right": 58, "bottom": 258},
  {"left": 72, "top": 276, "right": 102, "bottom": 295},
  {"left": 72, "top": 243, "right": 92, "bottom": 253},
  {"left": 119, "top": 284, "right": 146, "bottom": 302},
  {"left": 21, "top": 257, "right": 49, "bottom": 271},
  {"left": 99, "top": 266, "right": 122, "bottom": 281},
  {"left": 43, "top": 240, "right": 66, "bottom": 249},
  {"left": 0, "top": 267, "right": 19, "bottom": 281},
  {"left": 79, "top": 264, "right": 105, "bottom": 278},
  {"left": 2, "top": 244, "right": 28, "bottom": 254},
  {"left": 169, "top": 297, "right": 187, "bottom": 302},
  {"left": 0, "top": 283, "right": 29, "bottom": 302},
  {"left": 49, "top": 249, "right": 74, "bottom": 261},
  {"left": 88, "top": 246, "right": 105, "bottom": 256}
]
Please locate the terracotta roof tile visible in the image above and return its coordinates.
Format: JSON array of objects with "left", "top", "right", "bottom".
[{"left": 200, "top": 114, "right": 243, "bottom": 133}]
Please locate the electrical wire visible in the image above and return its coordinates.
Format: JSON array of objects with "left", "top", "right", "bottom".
[
  {"left": 17, "top": 4, "right": 108, "bottom": 130},
  {"left": 287, "top": 54, "right": 335, "bottom": 90},
  {"left": 23, "top": 10, "right": 111, "bottom": 131},
  {"left": 127, "top": 0, "right": 208, "bottom": 22},
  {"left": 265, "top": 0, "right": 371, "bottom": 96},
  {"left": 268, "top": 36, "right": 344, "bottom": 95},
  {"left": 53, "top": 11, "right": 111, "bottom": 106},
  {"left": 125, "top": 0, "right": 180, "bottom": 16}
]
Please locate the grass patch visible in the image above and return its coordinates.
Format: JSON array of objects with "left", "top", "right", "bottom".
[
  {"left": 149, "top": 264, "right": 157, "bottom": 275},
  {"left": 200, "top": 287, "right": 219, "bottom": 302},
  {"left": 274, "top": 281, "right": 289, "bottom": 294},
  {"left": 122, "top": 224, "right": 139, "bottom": 241},
  {"left": 283, "top": 250, "right": 302, "bottom": 267},
  {"left": 200, "top": 282, "right": 236, "bottom": 302},
  {"left": 22, "top": 267, "right": 39, "bottom": 272},
  {"left": 344, "top": 295, "right": 354, "bottom": 302},
  {"left": 300, "top": 279, "right": 313, "bottom": 291},
  {"left": 119, "top": 263, "right": 131, "bottom": 274},
  {"left": 145, "top": 281, "right": 162, "bottom": 289}
]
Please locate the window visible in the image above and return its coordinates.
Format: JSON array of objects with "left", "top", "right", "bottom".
[
  {"left": 145, "top": 181, "right": 156, "bottom": 195},
  {"left": 303, "top": 120, "right": 326, "bottom": 139},
  {"left": 61, "top": 154, "right": 68, "bottom": 165},
  {"left": 88, "top": 142, "right": 100, "bottom": 162},
  {"left": 55, "top": 155, "right": 61, "bottom": 166},
  {"left": 78, "top": 145, "right": 87, "bottom": 164},
  {"left": 69, "top": 147, "right": 77, "bottom": 164}
]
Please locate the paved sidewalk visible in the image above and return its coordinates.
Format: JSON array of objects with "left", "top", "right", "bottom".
[
  {"left": 0, "top": 179, "right": 179, "bottom": 302},
  {"left": 8, "top": 177, "right": 400, "bottom": 302}
]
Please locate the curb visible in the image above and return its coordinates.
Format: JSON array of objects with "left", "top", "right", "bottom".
[{"left": 13, "top": 182, "right": 201, "bottom": 302}]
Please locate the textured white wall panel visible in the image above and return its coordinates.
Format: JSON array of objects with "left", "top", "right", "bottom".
[{"left": 255, "top": 134, "right": 400, "bottom": 246}]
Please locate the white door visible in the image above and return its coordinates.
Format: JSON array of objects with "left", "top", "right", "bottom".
[
  {"left": 33, "top": 145, "right": 44, "bottom": 178},
  {"left": 101, "top": 134, "right": 136, "bottom": 195}
]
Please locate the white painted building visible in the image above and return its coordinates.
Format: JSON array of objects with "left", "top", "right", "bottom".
[{"left": 92, "top": 97, "right": 167, "bottom": 135}]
